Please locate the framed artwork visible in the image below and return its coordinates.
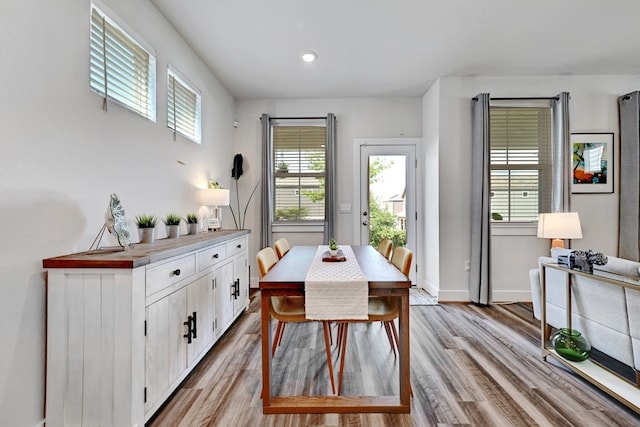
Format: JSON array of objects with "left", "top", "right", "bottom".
[{"left": 571, "top": 132, "right": 614, "bottom": 194}]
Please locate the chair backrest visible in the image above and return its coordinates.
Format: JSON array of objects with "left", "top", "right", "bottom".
[
  {"left": 273, "top": 238, "right": 290, "bottom": 260},
  {"left": 377, "top": 238, "right": 393, "bottom": 260},
  {"left": 257, "top": 247, "right": 278, "bottom": 278},
  {"left": 391, "top": 247, "right": 413, "bottom": 278}
]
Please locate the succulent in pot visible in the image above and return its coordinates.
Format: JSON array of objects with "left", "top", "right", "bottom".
[
  {"left": 185, "top": 213, "right": 199, "bottom": 235},
  {"left": 135, "top": 214, "right": 157, "bottom": 243},
  {"left": 329, "top": 238, "right": 339, "bottom": 256},
  {"left": 164, "top": 213, "right": 182, "bottom": 239}
]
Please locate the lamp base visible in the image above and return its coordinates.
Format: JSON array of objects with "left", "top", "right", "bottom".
[
  {"left": 551, "top": 239, "right": 565, "bottom": 249},
  {"left": 207, "top": 207, "right": 222, "bottom": 231}
]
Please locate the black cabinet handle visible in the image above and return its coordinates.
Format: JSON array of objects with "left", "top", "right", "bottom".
[
  {"left": 236, "top": 244, "right": 242, "bottom": 249},
  {"left": 233, "top": 279, "right": 240, "bottom": 298},
  {"left": 172, "top": 269, "right": 181, "bottom": 276},
  {"left": 212, "top": 253, "right": 219, "bottom": 259},
  {"left": 191, "top": 311, "right": 197, "bottom": 339},
  {"left": 183, "top": 315, "right": 192, "bottom": 344}
]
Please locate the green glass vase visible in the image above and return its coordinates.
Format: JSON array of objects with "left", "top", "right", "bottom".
[{"left": 551, "top": 328, "right": 591, "bottom": 362}]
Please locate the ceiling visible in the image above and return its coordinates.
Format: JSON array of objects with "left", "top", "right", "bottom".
[{"left": 150, "top": 0, "right": 640, "bottom": 100}]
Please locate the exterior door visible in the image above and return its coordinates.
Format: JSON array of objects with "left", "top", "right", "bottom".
[{"left": 359, "top": 143, "right": 417, "bottom": 283}]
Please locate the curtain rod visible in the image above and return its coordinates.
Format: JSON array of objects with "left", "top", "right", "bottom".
[
  {"left": 260, "top": 116, "right": 327, "bottom": 120},
  {"left": 472, "top": 96, "right": 559, "bottom": 101}
]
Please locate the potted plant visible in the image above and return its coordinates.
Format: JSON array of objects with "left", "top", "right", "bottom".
[
  {"left": 185, "top": 213, "right": 199, "bottom": 235},
  {"left": 329, "top": 238, "right": 339, "bottom": 257},
  {"left": 135, "top": 214, "right": 157, "bottom": 244},
  {"left": 164, "top": 213, "right": 182, "bottom": 239},
  {"left": 277, "top": 162, "right": 289, "bottom": 173}
]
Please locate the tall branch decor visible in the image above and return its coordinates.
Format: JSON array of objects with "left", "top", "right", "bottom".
[{"left": 229, "top": 153, "right": 259, "bottom": 230}]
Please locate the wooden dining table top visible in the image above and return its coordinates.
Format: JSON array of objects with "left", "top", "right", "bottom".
[{"left": 259, "top": 245, "right": 410, "bottom": 289}]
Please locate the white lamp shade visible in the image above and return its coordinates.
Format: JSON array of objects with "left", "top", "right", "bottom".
[
  {"left": 537, "top": 212, "right": 583, "bottom": 239},
  {"left": 200, "top": 188, "right": 230, "bottom": 206}
]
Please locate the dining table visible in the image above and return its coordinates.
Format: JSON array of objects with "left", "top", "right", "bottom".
[{"left": 258, "top": 245, "right": 411, "bottom": 414}]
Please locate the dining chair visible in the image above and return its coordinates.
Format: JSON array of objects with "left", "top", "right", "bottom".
[
  {"left": 256, "top": 246, "right": 337, "bottom": 394},
  {"left": 336, "top": 247, "right": 413, "bottom": 395},
  {"left": 273, "top": 237, "right": 290, "bottom": 260},
  {"left": 376, "top": 238, "right": 393, "bottom": 260}
]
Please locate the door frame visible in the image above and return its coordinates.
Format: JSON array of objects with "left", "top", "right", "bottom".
[{"left": 353, "top": 138, "right": 420, "bottom": 283}]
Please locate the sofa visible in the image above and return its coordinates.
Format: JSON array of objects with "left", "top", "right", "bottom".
[{"left": 530, "top": 248, "right": 640, "bottom": 383}]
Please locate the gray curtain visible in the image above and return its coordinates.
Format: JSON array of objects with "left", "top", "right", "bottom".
[
  {"left": 619, "top": 91, "right": 640, "bottom": 261},
  {"left": 469, "top": 93, "right": 491, "bottom": 305},
  {"left": 551, "top": 92, "right": 571, "bottom": 212},
  {"left": 323, "top": 113, "right": 337, "bottom": 243},
  {"left": 260, "top": 113, "right": 273, "bottom": 248}
]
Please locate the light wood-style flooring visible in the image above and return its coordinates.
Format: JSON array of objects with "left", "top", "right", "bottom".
[{"left": 147, "top": 293, "right": 640, "bottom": 426}]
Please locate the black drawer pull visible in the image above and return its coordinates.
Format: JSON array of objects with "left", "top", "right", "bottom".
[
  {"left": 212, "top": 253, "right": 219, "bottom": 259},
  {"left": 183, "top": 316, "right": 192, "bottom": 344},
  {"left": 172, "top": 269, "right": 181, "bottom": 276},
  {"left": 236, "top": 244, "right": 242, "bottom": 249}
]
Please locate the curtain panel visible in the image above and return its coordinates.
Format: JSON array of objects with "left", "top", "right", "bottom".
[
  {"left": 470, "top": 93, "right": 491, "bottom": 305},
  {"left": 260, "top": 113, "right": 273, "bottom": 248},
  {"left": 619, "top": 91, "right": 640, "bottom": 261},
  {"left": 551, "top": 92, "right": 571, "bottom": 212}
]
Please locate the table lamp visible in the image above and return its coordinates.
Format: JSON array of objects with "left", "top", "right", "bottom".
[
  {"left": 537, "top": 212, "right": 583, "bottom": 249},
  {"left": 200, "top": 188, "right": 230, "bottom": 231}
]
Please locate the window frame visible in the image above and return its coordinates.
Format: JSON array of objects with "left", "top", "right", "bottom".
[
  {"left": 489, "top": 101, "right": 553, "bottom": 225},
  {"left": 167, "top": 65, "right": 202, "bottom": 144},
  {"left": 89, "top": 1, "right": 157, "bottom": 121},
  {"left": 270, "top": 120, "right": 327, "bottom": 225}
]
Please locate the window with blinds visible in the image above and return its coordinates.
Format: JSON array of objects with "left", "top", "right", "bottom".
[
  {"left": 90, "top": 4, "right": 156, "bottom": 121},
  {"left": 273, "top": 126, "right": 326, "bottom": 222},
  {"left": 168, "top": 67, "right": 201, "bottom": 144},
  {"left": 490, "top": 107, "right": 552, "bottom": 222}
]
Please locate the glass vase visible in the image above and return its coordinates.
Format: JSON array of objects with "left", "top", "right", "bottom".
[{"left": 551, "top": 328, "right": 591, "bottom": 362}]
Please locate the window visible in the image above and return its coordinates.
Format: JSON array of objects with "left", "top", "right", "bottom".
[
  {"left": 272, "top": 125, "right": 326, "bottom": 222},
  {"left": 90, "top": 4, "right": 156, "bottom": 121},
  {"left": 167, "top": 66, "right": 201, "bottom": 143},
  {"left": 490, "top": 106, "right": 552, "bottom": 222}
]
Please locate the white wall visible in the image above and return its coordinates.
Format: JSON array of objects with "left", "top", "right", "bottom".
[
  {"left": 0, "top": 1, "right": 235, "bottom": 425},
  {"left": 233, "top": 98, "right": 423, "bottom": 286},
  {"left": 422, "top": 81, "right": 440, "bottom": 296},
  {"left": 426, "top": 75, "right": 640, "bottom": 302}
]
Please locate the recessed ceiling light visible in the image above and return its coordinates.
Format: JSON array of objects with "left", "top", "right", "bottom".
[{"left": 301, "top": 51, "right": 318, "bottom": 63}]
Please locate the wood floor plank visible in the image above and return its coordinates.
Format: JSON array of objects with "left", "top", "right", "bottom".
[{"left": 146, "top": 294, "right": 640, "bottom": 426}]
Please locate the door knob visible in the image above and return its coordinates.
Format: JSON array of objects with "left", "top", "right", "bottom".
[
  {"left": 362, "top": 221, "right": 368, "bottom": 226},
  {"left": 362, "top": 211, "right": 368, "bottom": 217}
]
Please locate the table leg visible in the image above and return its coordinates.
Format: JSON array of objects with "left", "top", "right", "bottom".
[
  {"left": 399, "top": 291, "right": 410, "bottom": 405},
  {"left": 261, "top": 292, "right": 272, "bottom": 407}
]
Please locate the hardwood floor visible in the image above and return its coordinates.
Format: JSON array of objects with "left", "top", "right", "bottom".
[{"left": 147, "top": 294, "right": 640, "bottom": 426}]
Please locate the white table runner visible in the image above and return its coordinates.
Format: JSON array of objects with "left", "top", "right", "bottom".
[{"left": 305, "top": 245, "right": 368, "bottom": 320}]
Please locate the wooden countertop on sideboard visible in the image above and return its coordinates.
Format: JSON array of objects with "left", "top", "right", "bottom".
[{"left": 43, "top": 229, "right": 251, "bottom": 269}]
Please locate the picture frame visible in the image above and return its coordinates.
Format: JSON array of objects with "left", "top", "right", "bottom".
[{"left": 571, "top": 132, "right": 614, "bottom": 194}]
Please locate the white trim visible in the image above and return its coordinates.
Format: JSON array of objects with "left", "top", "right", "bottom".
[
  {"left": 492, "top": 290, "right": 533, "bottom": 303},
  {"left": 436, "top": 289, "right": 470, "bottom": 302},
  {"left": 491, "top": 222, "right": 537, "bottom": 236}
]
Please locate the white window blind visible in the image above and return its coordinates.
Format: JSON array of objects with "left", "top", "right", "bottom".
[
  {"left": 273, "top": 126, "right": 326, "bottom": 222},
  {"left": 490, "top": 107, "right": 552, "bottom": 222},
  {"left": 90, "top": 4, "right": 156, "bottom": 121},
  {"left": 168, "top": 66, "right": 201, "bottom": 144}
]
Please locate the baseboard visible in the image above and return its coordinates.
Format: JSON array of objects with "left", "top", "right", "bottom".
[
  {"left": 250, "top": 276, "right": 259, "bottom": 288},
  {"left": 492, "top": 290, "right": 533, "bottom": 303},
  {"left": 33, "top": 420, "right": 45, "bottom": 427},
  {"left": 420, "top": 280, "right": 439, "bottom": 298}
]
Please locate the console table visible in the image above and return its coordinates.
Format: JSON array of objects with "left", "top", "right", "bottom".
[
  {"left": 43, "top": 230, "right": 250, "bottom": 426},
  {"left": 541, "top": 263, "right": 640, "bottom": 413}
]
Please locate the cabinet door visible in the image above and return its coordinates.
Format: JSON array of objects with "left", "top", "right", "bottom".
[
  {"left": 145, "top": 297, "right": 169, "bottom": 413},
  {"left": 186, "top": 272, "right": 214, "bottom": 367},
  {"left": 233, "top": 253, "right": 249, "bottom": 315},
  {"left": 167, "top": 287, "right": 188, "bottom": 390},
  {"left": 215, "top": 262, "right": 235, "bottom": 333}
]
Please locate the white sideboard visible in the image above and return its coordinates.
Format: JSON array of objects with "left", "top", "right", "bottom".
[{"left": 43, "top": 230, "right": 250, "bottom": 426}]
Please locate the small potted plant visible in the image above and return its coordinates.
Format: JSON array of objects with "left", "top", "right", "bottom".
[
  {"left": 277, "top": 162, "right": 289, "bottom": 173},
  {"left": 329, "top": 238, "right": 339, "bottom": 257},
  {"left": 135, "top": 214, "right": 157, "bottom": 244},
  {"left": 185, "top": 213, "right": 199, "bottom": 235},
  {"left": 164, "top": 213, "right": 182, "bottom": 239}
]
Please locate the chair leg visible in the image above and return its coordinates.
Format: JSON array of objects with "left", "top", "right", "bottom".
[
  {"left": 338, "top": 322, "right": 349, "bottom": 395},
  {"left": 271, "top": 321, "right": 283, "bottom": 356},
  {"left": 278, "top": 322, "right": 287, "bottom": 347},
  {"left": 322, "top": 321, "right": 336, "bottom": 395},
  {"left": 383, "top": 321, "right": 397, "bottom": 357}
]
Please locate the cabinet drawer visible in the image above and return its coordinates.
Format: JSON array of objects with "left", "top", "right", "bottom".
[
  {"left": 226, "top": 237, "right": 246, "bottom": 257},
  {"left": 146, "top": 254, "right": 196, "bottom": 296},
  {"left": 198, "top": 244, "right": 227, "bottom": 271}
]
